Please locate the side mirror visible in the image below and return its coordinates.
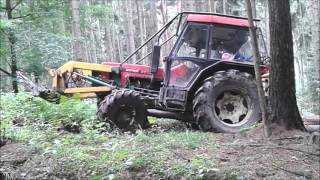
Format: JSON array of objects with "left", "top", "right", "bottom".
[{"left": 150, "top": 45, "right": 161, "bottom": 74}]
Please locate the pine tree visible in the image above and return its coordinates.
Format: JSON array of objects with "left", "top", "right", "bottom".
[{"left": 268, "top": 0, "right": 306, "bottom": 131}]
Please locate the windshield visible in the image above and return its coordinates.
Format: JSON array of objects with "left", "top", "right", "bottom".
[{"left": 210, "top": 26, "right": 267, "bottom": 63}]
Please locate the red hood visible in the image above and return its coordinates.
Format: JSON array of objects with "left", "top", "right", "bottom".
[
  {"left": 102, "top": 62, "right": 164, "bottom": 87},
  {"left": 102, "top": 62, "right": 164, "bottom": 80}
]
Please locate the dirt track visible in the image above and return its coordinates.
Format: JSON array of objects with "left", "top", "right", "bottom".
[{"left": 1, "top": 132, "right": 319, "bottom": 179}]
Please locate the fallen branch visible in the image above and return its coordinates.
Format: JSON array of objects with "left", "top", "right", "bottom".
[
  {"left": 16, "top": 71, "right": 60, "bottom": 103},
  {"left": 270, "top": 162, "right": 310, "bottom": 178},
  {"left": 16, "top": 71, "right": 48, "bottom": 96},
  {"left": 245, "top": 144, "right": 320, "bottom": 157},
  {"left": 11, "top": 0, "right": 23, "bottom": 10},
  {"left": 268, "top": 136, "right": 304, "bottom": 141},
  {"left": 12, "top": 13, "right": 32, "bottom": 19},
  {"left": 0, "top": 68, "right": 12, "bottom": 76},
  {"left": 265, "top": 146, "right": 320, "bottom": 157}
]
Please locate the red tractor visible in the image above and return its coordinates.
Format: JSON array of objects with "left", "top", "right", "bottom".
[{"left": 48, "top": 12, "right": 269, "bottom": 133}]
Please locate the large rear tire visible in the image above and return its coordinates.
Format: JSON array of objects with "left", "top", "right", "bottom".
[
  {"left": 97, "top": 89, "right": 149, "bottom": 132},
  {"left": 193, "top": 70, "right": 260, "bottom": 133}
]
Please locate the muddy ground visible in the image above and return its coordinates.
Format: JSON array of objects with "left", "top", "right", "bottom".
[{"left": 1, "top": 122, "right": 319, "bottom": 180}]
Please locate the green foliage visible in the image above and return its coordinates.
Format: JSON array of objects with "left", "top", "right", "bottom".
[
  {"left": 117, "top": 150, "right": 128, "bottom": 161},
  {"left": 0, "top": 92, "right": 96, "bottom": 129},
  {"left": 125, "top": 156, "right": 148, "bottom": 171},
  {"left": 0, "top": 0, "right": 73, "bottom": 82},
  {"left": 17, "top": 30, "right": 73, "bottom": 71},
  {"left": 89, "top": 5, "right": 112, "bottom": 20},
  {"left": 0, "top": 19, "right": 15, "bottom": 30},
  {"left": 147, "top": 116, "right": 157, "bottom": 124},
  {"left": 0, "top": 92, "right": 221, "bottom": 179},
  {"left": 135, "top": 130, "right": 211, "bottom": 149},
  {"left": 291, "top": 0, "right": 319, "bottom": 115}
]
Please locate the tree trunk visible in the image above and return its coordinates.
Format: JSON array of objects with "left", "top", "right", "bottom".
[
  {"left": 195, "top": 0, "right": 202, "bottom": 11},
  {"left": 223, "top": 0, "right": 227, "bottom": 14},
  {"left": 177, "top": 0, "right": 182, "bottom": 12},
  {"left": 114, "top": 0, "right": 123, "bottom": 62},
  {"left": 71, "top": 0, "right": 85, "bottom": 61},
  {"left": 123, "top": 0, "right": 136, "bottom": 63},
  {"left": 6, "top": 0, "right": 18, "bottom": 93},
  {"left": 95, "top": 18, "right": 104, "bottom": 62},
  {"left": 264, "top": 0, "right": 270, "bottom": 53},
  {"left": 140, "top": 1, "right": 148, "bottom": 62},
  {"left": 268, "top": 0, "right": 306, "bottom": 131},
  {"left": 86, "top": 0, "right": 97, "bottom": 63},
  {"left": 8, "top": 30, "right": 18, "bottom": 93},
  {"left": 135, "top": 0, "right": 148, "bottom": 63},
  {"left": 104, "top": 27, "right": 114, "bottom": 61},
  {"left": 103, "top": 0, "right": 116, "bottom": 62},
  {"left": 158, "top": 0, "right": 169, "bottom": 57},
  {"left": 135, "top": 0, "right": 143, "bottom": 60},
  {"left": 147, "top": 0, "right": 158, "bottom": 65},
  {"left": 250, "top": 0, "right": 256, "bottom": 18},
  {"left": 213, "top": 1, "right": 218, "bottom": 13},
  {"left": 311, "top": 0, "right": 320, "bottom": 81},
  {"left": 246, "top": 0, "right": 270, "bottom": 136}
]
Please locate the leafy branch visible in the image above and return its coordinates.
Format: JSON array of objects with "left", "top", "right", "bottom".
[
  {"left": 11, "top": 0, "right": 23, "bottom": 10},
  {"left": 12, "top": 13, "right": 32, "bottom": 19},
  {"left": 0, "top": 67, "right": 12, "bottom": 76}
]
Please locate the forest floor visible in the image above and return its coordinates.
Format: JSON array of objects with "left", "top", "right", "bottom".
[
  {"left": 1, "top": 120, "right": 319, "bottom": 180},
  {"left": 0, "top": 93, "right": 319, "bottom": 179}
]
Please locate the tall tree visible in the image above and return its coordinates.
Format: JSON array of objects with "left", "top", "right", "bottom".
[
  {"left": 123, "top": 0, "right": 136, "bottom": 62},
  {"left": 223, "top": 0, "right": 227, "bottom": 14},
  {"left": 268, "top": 0, "right": 305, "bottom": 131},
  {"left": 102, "top": 0, "right": 116, "bottom": 62},
  {"left": 250, "top": 0, "right": 256, "bottom": 18},
  {"left": 5, "top": 0, "right": 18, "bottom": 93},
  {"left": 115, "top": 0, "right": 124, "bottom": 61},
  {"left": 1, "top": 0, "right": 33, "bottom": 93},
  {"left": 135, "top": 0, "right": 147, "bottom": 62},
  {"left": 246, "top": 0, "right": 270, "bottom": 136},
  {"left": 311, "top": 0, "right": 320, "bottom": 82},
  {"left": 85, "top": 0, "right": 96, "bottom": 63},
  {"left": 157, "top": 0, "right": 169, "bottom": 56},
  {"left": 71, "top": 0, "right": 85, "bottom": 61}
]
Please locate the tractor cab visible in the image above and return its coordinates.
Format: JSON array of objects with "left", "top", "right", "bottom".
[{"left": 156, "top": 13, "right": 268, "bottom": 110}]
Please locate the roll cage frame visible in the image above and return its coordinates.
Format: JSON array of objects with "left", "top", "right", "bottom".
[{"left": 120, "top": 11, "right": 261, "bottom": 65}]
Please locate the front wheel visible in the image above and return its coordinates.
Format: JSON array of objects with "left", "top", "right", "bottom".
[
  {"left": 97, "top": 90, "right": 149, "bottom": 132},
  {"left": 193, "top": 70, "right": 261, "bottom": 133}
]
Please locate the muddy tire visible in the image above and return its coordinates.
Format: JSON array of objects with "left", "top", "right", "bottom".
[
  {"left": 97, "top": 89, "right": 149, "bottom": 132},
  {"left": 96, "top": 92, "right": 110, "bottom": 107},
  {"left": 193, "top": 70, "right": 260, "bottom": 133}
]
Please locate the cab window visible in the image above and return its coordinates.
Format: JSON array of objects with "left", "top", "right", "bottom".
[
  {"left": 175, "top": 23, "right": 208, "bottom": 59},
  {"left": 210, "top": 26, "right": 253, "bottom": 62}
]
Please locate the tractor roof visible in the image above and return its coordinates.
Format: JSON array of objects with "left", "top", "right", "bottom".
[{"left": 187, "top": 14, "right": 250, "bottom": 27}]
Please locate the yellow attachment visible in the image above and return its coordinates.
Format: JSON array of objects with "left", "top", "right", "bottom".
[
  {"left": 50, "top": 61, "right": 112, "bottom": 77},
  {"left": 64, "top": 87, "right": 112, "bottom": 94},
  {"left": 49, "top": 61, "right": 113, "bottom": 98},
  {"left": 78, "top": 93, "right": 100, "bottom": 98}
]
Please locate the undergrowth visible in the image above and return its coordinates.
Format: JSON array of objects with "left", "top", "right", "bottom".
[{"left": 0, "top": 92, "right": 219, "bottom": 179}]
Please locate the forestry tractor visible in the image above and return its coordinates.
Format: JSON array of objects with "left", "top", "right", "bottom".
[{"left": 45, "top": 12, "right": 269, "bottom": 133}]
